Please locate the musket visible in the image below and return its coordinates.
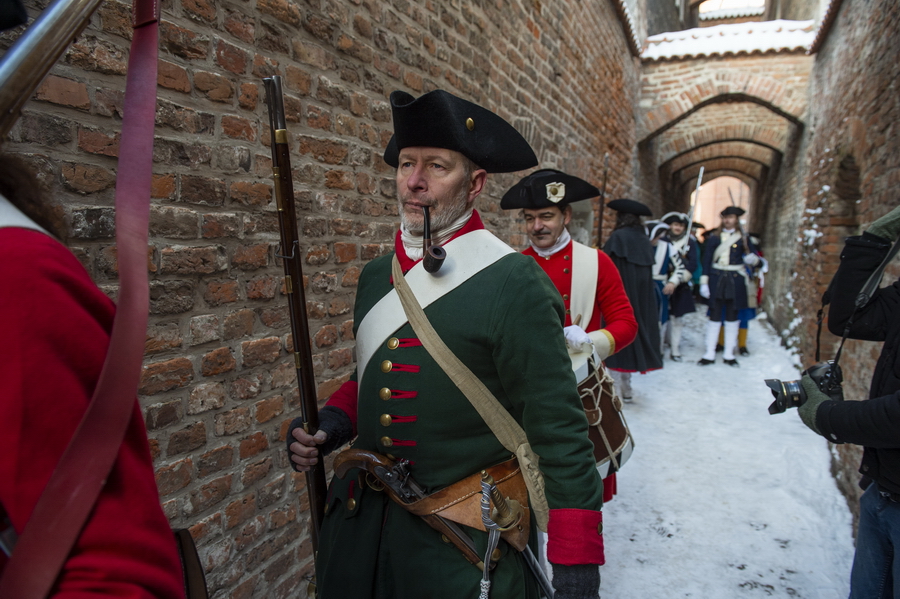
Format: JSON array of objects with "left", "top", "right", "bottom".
[
  {"left": 0, "top": 0, "right": 106, "bottom": 139},
  {"left": 263, "top": 76, "right": 327, "bottom": 553},
  {"left": 595, "top": 152, "right": 610, "bottom": 247},
  {"left": 672, "top": 166, "right": 703, "bottom": 256},
  {"left": 727, "top": 187, "right": 751, "bottom": 255}
]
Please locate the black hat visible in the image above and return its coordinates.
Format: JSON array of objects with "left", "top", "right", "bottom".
[
  {"left": 607, "top": 198, "right": 652, "bottom": 217},
  {"left": 721, "top": 206, "right": 745, "bottom": 217},
  {"left": 383, "top": 90, "right": 538, "bottom": 173},
  {"left": 500, "top": 169, "right": 600, "bottom": 210},
  {"left": 661, "top": 211, "right": 688, "bottom": 225},
  {"left": 0, "top": 0, "right": 26, "bottom": 31},
  {"left": 649, "top": 222, "right": 669, "bottom": 240},
  {"left": 691, "top": 221, "right": 705, "bottom": 229}
]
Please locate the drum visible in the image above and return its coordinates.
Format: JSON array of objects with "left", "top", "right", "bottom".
[{"left": 570, "top": 347, "right": 635, "bottom": 478}]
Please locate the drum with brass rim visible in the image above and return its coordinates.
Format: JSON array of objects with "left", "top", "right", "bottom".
[{"left": 570, "top": 347, "right": 635, "bottom": 478}]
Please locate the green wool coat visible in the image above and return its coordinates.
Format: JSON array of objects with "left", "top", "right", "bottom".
[{"left": 316, "top": 245, "right": 604, "bottom": 599}]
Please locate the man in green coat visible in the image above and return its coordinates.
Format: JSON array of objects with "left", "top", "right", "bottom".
[{"left": 289, "top": 89, "right": 605, "bottom": 599}]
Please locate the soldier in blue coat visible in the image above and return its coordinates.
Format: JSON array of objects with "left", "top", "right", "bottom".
[
  {"left": 659, "top": 212, "right": 699, "bottom": 361},
  {"left": 698, "top": 206, "right": 760, "bottom": 366}
]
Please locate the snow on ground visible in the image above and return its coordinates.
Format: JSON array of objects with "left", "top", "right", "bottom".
[{"left": 599, "top": 311, "right": 855, "bottom": 598}]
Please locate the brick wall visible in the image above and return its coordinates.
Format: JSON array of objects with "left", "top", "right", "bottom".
[
  {"left": 759, "top": 0, "right": 900, "bottom": 526},
  {"left": 4, "top": 0, "right": 641, "bottom": 596}
]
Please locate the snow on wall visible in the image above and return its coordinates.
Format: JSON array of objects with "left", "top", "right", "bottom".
[{"left": 642, "top": 19, "right": 816, "bottom": 61}]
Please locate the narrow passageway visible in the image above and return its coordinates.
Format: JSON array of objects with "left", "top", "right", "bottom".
[{"left": 600, "top": 311, "right": 854, "bottom": 598}]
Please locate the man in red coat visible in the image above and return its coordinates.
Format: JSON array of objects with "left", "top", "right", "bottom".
[
  {"left": 501, "top": 168, "right": 638, "bottom": 501},
  {"left": 0, "top": 155, "right": 185, "bottom": 598}
]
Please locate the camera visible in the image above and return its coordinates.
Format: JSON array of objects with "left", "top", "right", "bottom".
[{"left": 765, "top": 360, "right": 844, "bottom": 415}]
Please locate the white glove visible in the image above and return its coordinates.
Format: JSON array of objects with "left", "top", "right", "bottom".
[
  {"left": 564, "top": 325, "right": 592, "bottom": 353},
  {"left": 700, "top": 283, "right": 710, "bottom": 299},
  {"left": 743, "top": 253, "right": 760, "bottom": 266}
]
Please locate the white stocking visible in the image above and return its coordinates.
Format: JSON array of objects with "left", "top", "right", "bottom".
[{"left": 723, "top": 320, "right": 740, "bottom": 360}]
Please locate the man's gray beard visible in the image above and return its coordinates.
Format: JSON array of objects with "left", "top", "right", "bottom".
[{"left": 398, "top": 187, "right": 470, "bottom": 235}]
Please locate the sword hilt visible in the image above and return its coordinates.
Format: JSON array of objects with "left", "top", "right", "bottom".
[{"left": 481, "top": 471, "right": 523, "bottom": 531}]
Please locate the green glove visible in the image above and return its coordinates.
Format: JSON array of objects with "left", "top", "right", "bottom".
[
  {"left": 798, "top": 375, "right": 830, "bottom": 435},
  {"left": 867, "top": 204, "right": 900, "bottom": 241}
]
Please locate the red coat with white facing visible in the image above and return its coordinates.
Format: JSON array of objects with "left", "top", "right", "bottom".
[{"left": 523, "top": 240, "right": 637, "bottom": 353}]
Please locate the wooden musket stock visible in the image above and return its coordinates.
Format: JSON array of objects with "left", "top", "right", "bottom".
[
  {"left": 263, "top": 76, "right": 327, "bottom": 552},
  {"left": 596, "top": 152, "right": 610, "bottom": 247}
]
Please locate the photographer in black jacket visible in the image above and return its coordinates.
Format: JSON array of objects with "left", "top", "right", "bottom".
[{"left": 797, "top": 204, "right": 900, "bottom": 598}]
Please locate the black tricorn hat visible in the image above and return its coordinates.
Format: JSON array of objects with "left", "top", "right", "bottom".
[
  {"left": 383, "top": 90, "right": 538, "bottom": 173},
  {"left": 721, "top": 206, "right": 745, "bottom": 217},
  {"left": 661, "top": 211, "right": 689, "bottom": 225},
  {"left": 607, "top": 198, "right": 652, "bottom": 217},
  {"left": 499, "top": 169, "right": 600, "bottom": 210}
]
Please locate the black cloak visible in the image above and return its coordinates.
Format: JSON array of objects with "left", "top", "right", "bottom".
[{"left": 603, "top": 226, "right": 663, "bottom": 373}]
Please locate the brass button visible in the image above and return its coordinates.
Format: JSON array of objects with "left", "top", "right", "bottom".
[
  {"left": 380, "top": 414, "right": 393, "bottom": 427},
  {"left": 386, "top": 453, "right": 396, "bottom": 460},
  {"left": 598, "top": 521, "right": 603, "bottom": 534},
  {"left": 381, "top": 436, "right": 393, "bottom": 447},
  {"left": 491, "top": 547, "right": 502, "bottom": 561},
  {"left": 563, "top": 294, "right": 569, "bottom": 301},
  {"left": 563, "top": 268, "right": 570, "bottom": 274},
  {"left": 564, "top": 255, "right": 570, "bottom": 261},
  {"left": 387, "top": 337, "right": 400, "bottom": 350},
  {"left": 381, "top": 360, "right": 393, "bottom": 373},
  {"left": 324, "top": 503, "right": 330, "bottom": 514},
  {"left": 441, "top": 534, "right": 451, "bottom": 544},
  {"left": 379, "top": 387, "right": 392, "bottom": 401},
  {"left": 465, "top": 117, "right": 474, "bottom": 131},
  {"left": 566, "top": 309, "right": 571, "bottom": 314},
  {"left": 347, "top": 498, "right": 357, "bottom": 511},
  {"left": 732, "top": 244, "right": 738, "bottom": 248}
]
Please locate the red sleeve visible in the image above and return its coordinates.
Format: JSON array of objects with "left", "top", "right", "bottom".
[
  {"left": 0, "top": 230, "right": 185, "bottom": 599},
  {"left": 593, "top": 250, "right": 637, "bottom": 353},
  {"left": 325, "top": 379, "right": 359, "bottom": 435},
  {"left": 546, "top": 509, "right": 605, "bottom": 565}
]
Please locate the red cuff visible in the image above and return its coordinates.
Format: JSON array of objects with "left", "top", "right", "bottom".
[
  {"left": 546, "top": 509, "right": 605, "bottom": 566},
  {"left": 325, "top": 380, "right": 359, "bottom": 436}
]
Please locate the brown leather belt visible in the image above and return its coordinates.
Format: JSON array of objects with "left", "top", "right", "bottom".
[
  {"left": 403, "top": 457, "right": 531, "bottom": 552},
  {"left": 334, "top": 451, "right": 531, "bottom": 568}
]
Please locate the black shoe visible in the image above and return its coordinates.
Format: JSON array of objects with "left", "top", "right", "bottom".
[
  {"left": 738, "top": 347, "right": 750, "bottom": 356},
  {"left": 715, "top": 344, "right": 724, "bottom": 353},
  {"left": 671, "top": 355, "right": 683, "bottom": 362},
  {"left": 724, "top": 358, "right": 740, "bottom": 367},
  {"left": 698, "top": 358, "right": 715, "bottom": 365}
]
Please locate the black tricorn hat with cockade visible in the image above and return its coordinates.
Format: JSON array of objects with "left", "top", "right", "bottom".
[
  {"left": 720, "top": 206, "right": 745, "bottom": 217},
  {"left": 499, "top": 169, "right": 600, "bottom": 210},
  {"left": 382, "top": 90, "right": 538, "bottom": 173}
]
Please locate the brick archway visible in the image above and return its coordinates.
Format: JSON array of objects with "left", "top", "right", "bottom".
[
  {"left": 639, "top": 53, "right": 812, "bottom": 143},
  {"left": 665, "top": 141, "right": 779, "bottom": 173}
]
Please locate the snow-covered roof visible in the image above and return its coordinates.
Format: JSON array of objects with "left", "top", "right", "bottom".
[
  {"left": 699, "top": 6, "right": 765, "bottom": 21},
  {"left": 642, "top": 19, "right": 816, "bottom": 62}
]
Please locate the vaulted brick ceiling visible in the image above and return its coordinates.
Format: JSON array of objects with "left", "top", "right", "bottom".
[{"left": 639, "top": 49, "right": 812, "bottom": 206}]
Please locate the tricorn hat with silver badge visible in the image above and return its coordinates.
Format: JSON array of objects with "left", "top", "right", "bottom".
[
  {"left": 500, "top": 168, "right": 600, "bottom": 210},
  {"left": 382, "top": 90, "right": 538, "bottom": 173}
]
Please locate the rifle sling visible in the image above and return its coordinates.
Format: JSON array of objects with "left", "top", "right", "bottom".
[{"left": 390, "top": 255, "right": 550, "bottom": 531}]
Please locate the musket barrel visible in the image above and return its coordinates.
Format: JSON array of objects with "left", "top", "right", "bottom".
[
  {"left": 264, "top": 76, "right": 327, "bottom": 551},
  {"left": 0, "top": 0, "right": 104, "bottom": 138}
]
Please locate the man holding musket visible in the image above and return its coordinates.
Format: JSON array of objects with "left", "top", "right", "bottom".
[
  {"left": 698, "top": 206, "right": 760, "bottom": 366},
  {"left": 795, "top": 205, "right": 900, "bottom": 598},
  {"left": 288, "top": 90, "right": 605, "bottom": 598}
]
